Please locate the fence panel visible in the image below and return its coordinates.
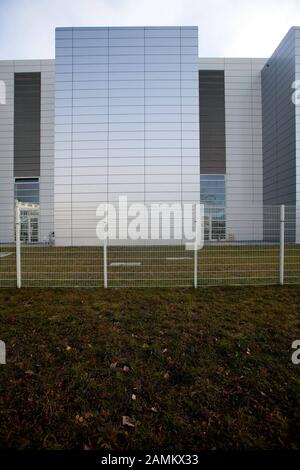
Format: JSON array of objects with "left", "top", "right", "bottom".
[
  {"left": 21, "top": 245, "right": 104, "bottom": 288},
  {"left": 285, "top": 206, "right": 300, "bottom": 285},
  {"left": 107, "top": 243, "right": 194, "bottom": 288},
  {"left": 1, "top": 204, "right": 300, "bottom": 288},
  {"left": 0, "top": 242, "right": 16, "bottom": 288},
  {"left": 14, "top": 205, "right": 103, "bottom": 287},
  {"left": 0, "top": 212, "right": 16, "bottom": 287},
  {"left": 197, "top": 206, "right": 281, "bottom": 286}
]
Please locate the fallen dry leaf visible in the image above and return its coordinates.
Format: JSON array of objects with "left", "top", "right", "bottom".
[{"left": 122, "top": 416, "right": 135, "bottom": 427}]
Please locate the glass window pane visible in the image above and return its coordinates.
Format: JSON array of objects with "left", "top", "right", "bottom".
[
  {"left": 200, "top": 175, "right": 225, "bottom": 207},
  {"left": 15, "top": 178, "right": 39, "bottom": 204}
]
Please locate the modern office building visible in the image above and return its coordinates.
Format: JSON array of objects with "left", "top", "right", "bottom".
[{"left": 0, "top": 26, "right": 299, "bottom": 244}]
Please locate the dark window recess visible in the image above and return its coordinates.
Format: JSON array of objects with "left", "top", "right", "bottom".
[
  {"left": 14, "top": 72, "right": 41, "bottom": 177},
  {"left": 199, "top": 70, "right": 226, "bottom": 174}
]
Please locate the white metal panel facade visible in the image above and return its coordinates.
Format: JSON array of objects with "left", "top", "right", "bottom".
[
  {"left": 54, "top": 27, "right": 200, "bottom": 245},
  {"left": 0, "top": 60, "right": 55, "bottom": 243},
  {"left": 0, "top": 61, "right": 14, "bottom": 242},
  {"left": 198, "top": 57, "right": 266, "bottom": 240}
]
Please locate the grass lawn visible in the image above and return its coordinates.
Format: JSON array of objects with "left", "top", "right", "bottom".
[{"left": 0, "top": 286, "right": 300, "bottom": 449}]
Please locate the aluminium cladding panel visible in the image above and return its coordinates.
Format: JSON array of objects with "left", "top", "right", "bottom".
[
  {"left": 295, "top": 27, "right": 300, "bottom": 242},
  {"left": 55, "top": 26, "right": 200, "bottom": 246},
  {"left": 262, "top": 27, "right": 296, "bottom": 207},
  {"left": 225, "top": 58, "right": 264, "bottom": 241},
  {"left": 40, "top": 60, "right": 55, "bottom": 242},
  {"left": 261, "top": 28, "right": 297, "bottom": 241},
  {"left": 0, "top": 62, "right": 14, "bottom": 242},
  {"left": 198, "top": 57, "right": 265, "bottom": 241}
]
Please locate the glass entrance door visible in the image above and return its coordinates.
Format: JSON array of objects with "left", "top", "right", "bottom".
[
  {"left": 204, "top": 212, "right": 226, "bottom": 241},
  {"left": 20, "top": 214, "right": 39, "bottom": 243},
  {"left": 29, "top": 217, "right": 39, "bottom": 243}
]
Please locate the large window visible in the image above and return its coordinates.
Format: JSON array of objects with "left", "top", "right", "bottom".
[
  {"left": 15, "top": 178, "right": 39, "bottom": 204},
  {"left": 200, "top": 175, "right": 226, "bottom": 241},
  {"left": 200, "top": 175, "right": 225, "bottom": 207}
]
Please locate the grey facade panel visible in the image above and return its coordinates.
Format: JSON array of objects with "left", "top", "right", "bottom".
[
  {"left": 199, "top": 70, "right": 226, "bottom": 174},
  {"left": 261, "top": 28, "right": 296, "bottom": 207},
  {"left": 261, "top": 28, "right": 298, "bottom": 241},
  {"left": 14, "top": 72, "right": 41, "bottom": 177},
  {"left": 54, "top": 26, "right": 200, "bottom": 245}
]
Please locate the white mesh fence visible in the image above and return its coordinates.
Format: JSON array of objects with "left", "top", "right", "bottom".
[
  {"left": 0, "top": 204, "right": 299, "bottom": 288},
  {"left": 0, "top": 240, "right": 15, "bottom": 288}
]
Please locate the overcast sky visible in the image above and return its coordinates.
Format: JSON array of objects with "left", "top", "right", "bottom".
[{"left": 0, "top": 0, "right": 299, "bottom": 59}]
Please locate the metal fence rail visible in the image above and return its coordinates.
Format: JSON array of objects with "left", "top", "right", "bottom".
[{"left": 0, "top": 204, "right": 299, "bottom": 288}]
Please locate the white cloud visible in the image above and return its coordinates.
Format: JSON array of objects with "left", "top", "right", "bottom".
[{"left": 0, "top": 0, "right": 299, "bottom": 59}]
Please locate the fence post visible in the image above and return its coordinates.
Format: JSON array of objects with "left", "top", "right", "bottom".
[
  {"left": 280, "top": 204, "right": 285, "bottom": 285},
  {"left": 103, "top": 238, "right": 108, "bottom": 288},
  {"left": 15, "top": 202, "right": 21, "bottom": 288},
  {"left": 194, "top": 217, "right": 198, "bottom": 288}
]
